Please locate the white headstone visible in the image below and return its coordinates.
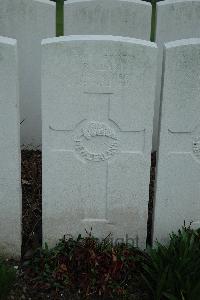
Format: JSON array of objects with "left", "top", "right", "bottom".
[
  {"left": 0, "top": 0, "right": 56, "bottom": 148},
  {"left": 153, "top": 39, "right": 200, "bottom": 244},
  {"left": 64, "top": 0, "right": 151, "bottom": 40},
  {"left": 0, "top": 37, "right": 21, "bottom": 257},
  {"left": 153, "top": 0, "right": 200, "bottom": 150},
  {"left": 42, "top": 35, "right": 157, "bottom": 248}
]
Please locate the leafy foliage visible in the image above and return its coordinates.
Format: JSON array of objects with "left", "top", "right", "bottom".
[
  {"left": 25, "top": 226, "right": 200, "bottom": 299},
  {"left": 142, "top": 226, "right": 200, "bottom": 300},
  {"left": 0, "top": 259, "right": 16, "bottom": 299},
  {"left": 26, "top": 233, "right": 147, "bottom": 299}
]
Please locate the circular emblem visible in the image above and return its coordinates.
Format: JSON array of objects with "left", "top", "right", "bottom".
[
  {"left": 74, "top": 121, "right": 119, "bottom": 162},
  {"left": 193, "top": 137, "right": 200, "bottom": 160}
]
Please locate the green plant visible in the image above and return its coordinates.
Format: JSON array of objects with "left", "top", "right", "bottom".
[
  {"left": 26, "top": 233, "right": 147, "bottom": 299},
  {"left": 142, "top": 226, "right": 200, "bottom": 300},
  {"left": 0, "top": 259, "right": 16, "bottom": 299}
]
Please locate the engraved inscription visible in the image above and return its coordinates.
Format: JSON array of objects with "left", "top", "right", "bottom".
[
  {"left": 74, "top": 121, "right": 119, "bottom": 162},
  {"left": 193, "top": 137, "right": 200, "bottom": 159},
  {"left": 193, "top": 137, "right": 200, "bottom": 160}
]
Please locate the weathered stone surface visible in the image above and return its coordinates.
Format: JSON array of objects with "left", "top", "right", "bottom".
[
  {"left": 0, "top": 37, "right": 21, "bottom": 257},
  {"left": 153, "top": 39, "right": 200, "bottom": 244},
  {"left": 42, "top": 36, "right": 157, "bottom": 248},
  {"left": 64, "top": 0, "right": 151, "bottom": 40},
  {"left": 0, "top": 0, "right": 56, "bottom": 147},
  {"left": 156, "top": 0, "right": 200, "bottom": 42},
  {"left": 153, "top": 0, "right": 200, "bottom": 150}
]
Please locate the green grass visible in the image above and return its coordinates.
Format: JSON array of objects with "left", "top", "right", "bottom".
[{"left": 143, "top": 227, "right": 200, "bottom": 300}]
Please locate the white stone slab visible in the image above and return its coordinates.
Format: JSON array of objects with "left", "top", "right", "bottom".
[
  {"left": 153, "top": 0, "right": 200, "bottom": 150},
  {"left": 64, "top": 0, "right": 151, "bottom": 40},
  {"left": 153, "top": 38, "right": 200, "bottom": 244},
  {"left": 0, "top": 0, "right": 56, "bottom": 147},
  {"left": 0, "top": 37, "right": 21, "bottom": 257},
  {"left": 42, "top": 35, "right": 157, "bottom": 249}
]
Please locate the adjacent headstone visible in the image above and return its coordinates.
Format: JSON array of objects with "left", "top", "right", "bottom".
[
  {"left": 0, "top": 0, "right": 56, "bottom": 147},
  {"left": 153, "top": 39, "right": 200, "bottom": 244},
  {"left": 42, "top": 35, "right": 157, "bottom": 248},
  {"left": 0, "top": 37, "right": 21, "bottom": 257},
  {"left": 64, "top": 0, "right": 152, "bottom": 40},
  {"left": 153, "top": 0, "right": 200, "bottom": 150}
]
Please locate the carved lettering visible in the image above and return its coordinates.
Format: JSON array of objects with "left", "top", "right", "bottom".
[
  {"left": 193, "top": 137, "right": 200, "bottom": 160},
  {"left": 74, "top": 121, "right": 119, "bottom": 162}
]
